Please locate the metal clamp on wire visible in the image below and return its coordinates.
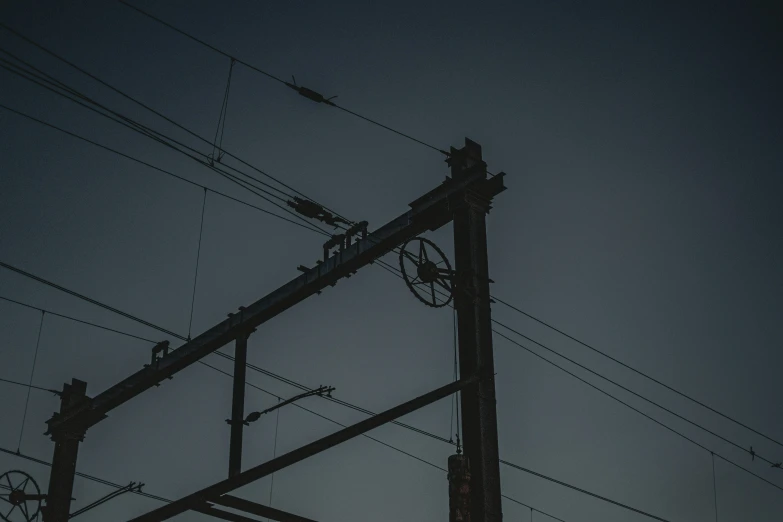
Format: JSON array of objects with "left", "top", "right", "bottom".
[
  {"left": 287, "top": 197, "right": 348, "bottom": 227},
  {"left": 285, "top": 76, "right": 337, "bottom": 106}
]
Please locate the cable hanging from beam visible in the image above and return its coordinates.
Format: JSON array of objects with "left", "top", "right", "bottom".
[
  {"left": 187, "top": 188, "right": 208, "bottom": 340},
  {"left": 16, "top": 311, "right": 45, "bottom": 454},
  {"left": 208, "top": 58, "right": 236, "bottom": 166}
]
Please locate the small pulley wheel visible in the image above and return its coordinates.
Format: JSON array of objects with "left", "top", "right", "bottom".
[
  {"left": 0, "top": 470, "right": 43, "bottom": 522},
  {"left": 399, "top": 237, "right": 454, "bottom": 308}
]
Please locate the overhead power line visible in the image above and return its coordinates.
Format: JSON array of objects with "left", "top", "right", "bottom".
[
  {"left": 0, "top": 446, "right": 171, "bottom": 504},
  {"left": 491, "top": 319, "right": 780, "bottom": 467},
  {"left": 0, "top": 52, "right": 331, "bottom": 236},
  {"left": 491, "top": 295, "right": 783, "bottom": 450},
  {"left": 372, "top": 259, "right": 783, "bottom": 493},
  {"left": 0, "top": 376, "right": 59, "bottom": 396},
  {"left": 0, "top": 294, "right": 157, "bottom": 343},
  {"left": 0, "top": 21, "right": 351, "bottom": 225},
  {"left": 499, "top": 460, "right": 670, "bottom": 522},
  {"left": 0, "top": 261, "right": 185, "bottom": 341},
  {"left": 492, "top": 329, "right": 783, "bottom": 494},
  {"left": 0, "top": 103, "right": 325, "bottom": 235},
  {"left": 115, "top": 0, "right": 450, "bottom": 156}
]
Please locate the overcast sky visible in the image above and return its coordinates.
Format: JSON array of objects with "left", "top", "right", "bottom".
[{"left": 1, "top": 1, "right": 781, "bottom": 521}]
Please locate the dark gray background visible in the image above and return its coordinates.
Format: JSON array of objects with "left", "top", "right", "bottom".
[{"left": 1, "top": 1, "right": 781, "bottom": 521}]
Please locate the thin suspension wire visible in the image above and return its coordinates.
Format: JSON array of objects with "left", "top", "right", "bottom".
[
  {"left": 210, "top": 59, "right": 235, "bottom": 163},
  {"left": 116, "top": 1, "right": 450, "bottom": 157},
  {"left": 500, "top": 460, "right": 670, "bottom": 522},
  {"left": 0, "top": 294, "right": 156, "bottom": 343},
  {"left": 0, "top": 22, "right": 350, "bottom": 222},
  {"left": 449, "top": 307, "right": 456, "bottom": 442},
  {"left": 492, "top": 294, "right": 783, "bottom": 449},
  {"left": 0, "top": 376, "right": 58, "bottom": 395},
  {"left": 188, "top": 189, "right": 208, "bottom": 340},
  {"left": 0, "top": 53, "right": 309, "bottom": 218},
  {"left": 492, "top": 329, "right": 783, "bottom": 493},
  {"left": 268, "top": 400, "right": 281, "bottom": 518},
  {"left": 453, "top": 306, "right": 461, "bottom": 447},
  {"left": 0, "top": 446, "right": 171, "bottom": 503},
  {"left": 0, "top": 103, "right": 326, "bottom": 236},
  {"left": 16, "top": 311, "right": 45, "bottom": 453},
  {"left": 0, "top": 260, "right": 186, "bottom": 340},
  {"left": 492, "top": 319, "right": 778, "bottom": 466},
  {"left": 711, "top": 453, "right": 719, "bottom": 522},
  {"left": 0, "top": 54, "right": 326, "bottom": 231}
]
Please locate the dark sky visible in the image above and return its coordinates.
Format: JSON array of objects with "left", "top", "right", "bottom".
[{"left": 1, "top": 1, "right": 781, "bottom": 521}]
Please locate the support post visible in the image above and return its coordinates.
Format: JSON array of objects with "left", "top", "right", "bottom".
[
  {"left": 228, "top": 331, "right": 249, "bottom": 477},
  {"left": 451, "top": 139, "right": 503, "bottom": 522},
  {"left": 449, "top": 454, "right": 471, "bottom": 522},
  {"left": 43, "top": 379, "right": 88, "bottom": 522}
]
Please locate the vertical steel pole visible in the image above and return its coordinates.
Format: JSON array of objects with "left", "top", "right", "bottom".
[
  {"left": 451, "top": 138, "right": 503, "bottom": 522},
  {"left": 228, "top": 333, "right": 249, "bottom": 477},
  {"left": 44, "top": 379, "right": 88, "bottom": 522}
]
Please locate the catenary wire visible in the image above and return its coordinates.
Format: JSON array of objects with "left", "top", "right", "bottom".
[
  {"left": 492, "top": 329, "right": 783, "bottom": 494},
  {"left": 491, "top": 294, "right": 783, "bottom": 450},
  {"left": 16, "top": 311, "right": 45, "bottom": 453},
  {"left": 115, "top": 1, "right": 450, "bottom": 156},
  {"left": 491, "top": 319, "right": 779, "bottom": 466},
  {"left": 0, "top": 52, "right": 323, "bottom": 230},
  {"left": 0, "top": 260, "right": 186, "bottom": 341},
  {"left": 0, "top": 34, "right": 294, "bottom": 203},
  {"left": 712, "top": 452, "right": 719, "bottom": 522},
  {"left": 187, "top": 188, "right": 208, "bottom": 340},
  {"left": 0, "top": 446, "right": 172, "bottom": 504},
  {"left": 0, "top": 103, "right": 327, "bottom": 235},
  {"left": 0, "top": 54, "right": 329, "bottom": 234},
  {"left": 0, "top": 376, "right": 58, "bottom": 395},
  {"left": 0, "top": 22, "right": 351, "bottom": 223}
]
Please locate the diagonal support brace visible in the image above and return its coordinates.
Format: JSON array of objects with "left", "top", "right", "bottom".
[{"left": 127, "top": 374, "right": 481, "bottom": 522}]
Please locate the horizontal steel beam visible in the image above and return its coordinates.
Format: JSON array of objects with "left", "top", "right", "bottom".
[
  {"left": 212, "top": 495, "right": 318, "bottom": 522},
  {"left": 127, "top": 374, "right": 480, "bottom": 522},
  {"left": 193, "top": 504, "right": 260, "bottom": 522},
  {"left": 46, "top": 166, "right": 504, "bottom": 437}
]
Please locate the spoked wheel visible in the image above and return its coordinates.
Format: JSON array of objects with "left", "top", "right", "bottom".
[
  {"left": 0, "top": 471, "right": 43, "bottom": 522},
  {"left": 399, "top": 238, "right": 454, "bottom": 308}
]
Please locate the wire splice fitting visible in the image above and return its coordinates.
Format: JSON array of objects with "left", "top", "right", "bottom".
[{"left": 285, "top": 76, "right": 337, "bottom": 106}]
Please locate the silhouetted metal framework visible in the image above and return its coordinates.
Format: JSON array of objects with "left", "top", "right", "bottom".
[{"left": 42, "top": 139, "right": 506, "bottom": 522}]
